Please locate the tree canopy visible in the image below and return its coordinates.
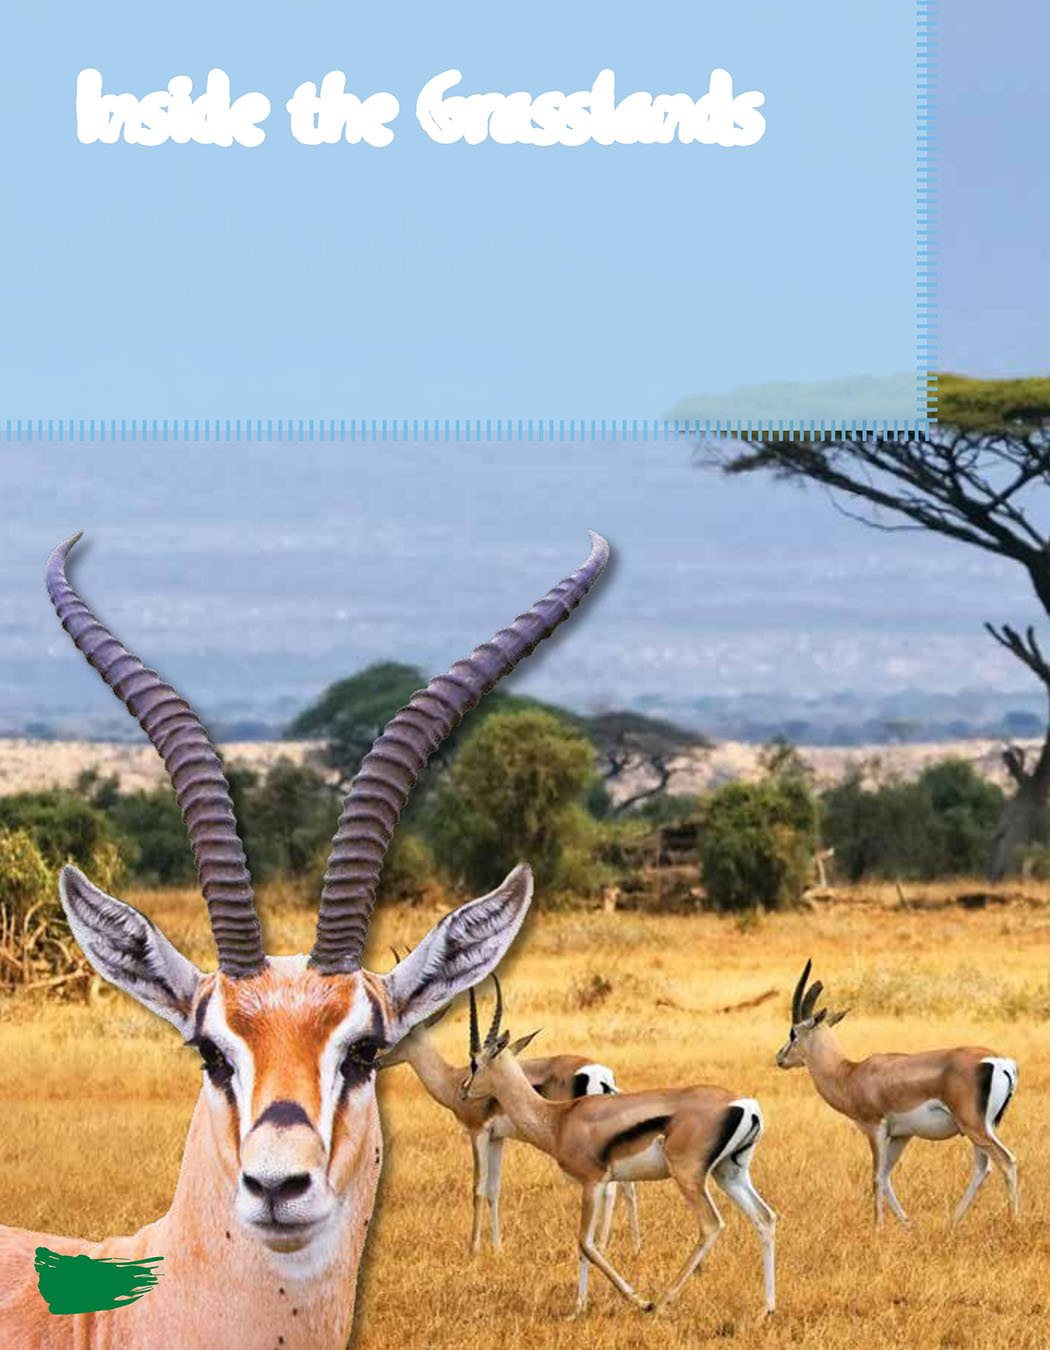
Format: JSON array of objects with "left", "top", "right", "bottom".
[{"left": 700, "top": 373, "right": 1050, "bottom": 876}]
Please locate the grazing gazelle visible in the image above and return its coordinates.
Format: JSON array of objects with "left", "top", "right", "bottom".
[
  {"left": 459, "top": 981, "right": 776, "bottom": 1318},
  {"left": 776, "top": 960, "right": 1019, "bottom": 1227},
  {"left": 0, "top": 530, "right": 608, "bottom": 1350},
  {"left": 379, "top": 974, "right": 641, "bottom": 1255}
]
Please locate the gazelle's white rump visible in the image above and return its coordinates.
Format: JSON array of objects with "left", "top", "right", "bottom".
[{"left": 982, "top": 1057, "right": 1018, "bottom": 1131}]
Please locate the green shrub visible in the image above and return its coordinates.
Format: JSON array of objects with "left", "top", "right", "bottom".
[
  {"left": 0, "top": 789, "right": 121, "bottom": 873},
  {"left": 375, "top": 831, "right": 436, "bottom": 903},
  {"left": 426, "top": 710, "right": 598, "bottom": 896},
  {"left": 79, "top": 773, "right": 195, "bottom": 887},
  {"left": 0, "top": 827, "right": 56, "bottom": 923},
  {"left": 0, "top": 828, "right": 91, "bottom": 997},
  {"left": 231, "top": 759, "right": 343, "bottom": 884},
  {"left": 822, "top": 758, "right": 1004, "bottom": 881},
  {"left": 699, "top": 778, "right": 819, "bottom": 911}
]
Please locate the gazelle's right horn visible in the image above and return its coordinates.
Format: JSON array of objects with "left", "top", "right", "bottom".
[
  {"left": 309, "top": 532, "right": 610, "bottom": 974},
  {"left": 486, "top": 975, "right": 504, "bottom": 1046},
  {"left": 791, "top": 959, "right": 813, "bottom": 1024},
  {"left": 469, "top": 986, "right": 481, "bottom": 1057}
]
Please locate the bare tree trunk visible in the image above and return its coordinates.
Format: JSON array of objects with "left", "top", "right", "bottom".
[{"left": 989, "top": 735, "right": 1050, "bottom": 879}]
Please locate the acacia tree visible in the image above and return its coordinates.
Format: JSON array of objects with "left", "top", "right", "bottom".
[{"left": 699, "top": 374, "right": 1050, "bottom": 878}]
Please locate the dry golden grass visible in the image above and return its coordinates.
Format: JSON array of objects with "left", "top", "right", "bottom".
[{"left": 3, "top": 885, "right": 1050, "bottom": 1348}]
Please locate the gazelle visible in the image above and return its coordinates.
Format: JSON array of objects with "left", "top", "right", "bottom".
[
  {"left": 0, "top": 530, "right": 608, "bottom": 1350},
  {"left": 776, "top": 960, "right": 1019, "bottom": 1227},
  {"left": 459, "top": 981, "right": 776, "bottom": 1319},
  {"left": 379, "top": 975, "right": 641, "bottom": 1255}
]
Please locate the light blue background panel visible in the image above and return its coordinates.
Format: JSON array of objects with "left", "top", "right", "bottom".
[{"left": 0, "top": 2, "right": 925, "bottom": 428}]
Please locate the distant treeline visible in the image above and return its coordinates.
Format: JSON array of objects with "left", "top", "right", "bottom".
[{"left": 1, "top": 662, "right": 1040, "bottom": 929}]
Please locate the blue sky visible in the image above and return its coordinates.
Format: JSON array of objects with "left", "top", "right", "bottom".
[{"left": 0, "top": 1, "right": 920, "bottom": 423}]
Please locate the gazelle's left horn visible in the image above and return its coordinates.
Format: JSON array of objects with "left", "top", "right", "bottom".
[{"left": 45, "top": 534, "right": 266, "bottom": 979}]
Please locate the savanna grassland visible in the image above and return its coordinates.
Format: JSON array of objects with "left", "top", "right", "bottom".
[{"left": 3, "top": 886, "right": 1050, "bottom": 1349}]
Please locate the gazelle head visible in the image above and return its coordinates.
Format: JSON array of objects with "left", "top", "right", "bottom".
[
  {"left": 46, "top": 530, "right": 608, "bottom": 1266},
  {"left": 458, "top": 977, "right": 540, "bottom": 1100},
  {"left": 776, "top": 959, "right": 848, "bottom": 1069}
]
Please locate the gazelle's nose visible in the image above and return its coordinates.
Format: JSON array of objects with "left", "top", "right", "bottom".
[{"left": 242, "top": 1170, "right": 313, "bottom": 1204}]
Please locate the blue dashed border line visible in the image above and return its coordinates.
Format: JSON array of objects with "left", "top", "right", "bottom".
[
  {"left": 1, "top": 5, "right": 935, "bottom": 446},
  {"left": 0, "top": 417, "right": 934, "bottom": 443}
]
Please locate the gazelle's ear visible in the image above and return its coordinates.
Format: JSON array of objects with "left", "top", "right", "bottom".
[
  {"left": 826, "top": 1009, "right": 849, "bottom": 1027},
  {"left": 59, "top": 866, "right": 203, "bottom": 1037},
  {"left": 379, "top": 864, "right": 533, "bottom": 1044},
  {"left": 508, "top": 1029, "right": 541, "bottom": 1057}
]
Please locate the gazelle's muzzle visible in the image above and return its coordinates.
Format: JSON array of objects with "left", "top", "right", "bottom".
[{"left": 236, "top": 1101, "right": 334, "bottom": 1249}]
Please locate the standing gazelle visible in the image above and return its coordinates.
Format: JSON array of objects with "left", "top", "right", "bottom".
[
  {"left": 776, "top": 960, "right": 1019, "bottom": 1226},
  {"left": 460, "top": 982, "right": 776, "bottom": 1318},
  {"left": 380, "top": 976, "right": 641, "bottom": 1255},
  {"left": 0, "top": 530, "right": 608, "bottom": 1350}
]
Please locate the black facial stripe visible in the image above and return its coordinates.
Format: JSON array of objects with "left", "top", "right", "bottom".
[
  {"left": 193, "top": 990, "right": 213, "bottom": 1041},
  {"left": 253, "top": 1099, "right": 312, "bottom": 1132},
  {"left": 367, "top": 990, "right": 387, "bottom": 1046},
  {"left": 336, "top": 990, "right": 387, "bottom": 1105}
]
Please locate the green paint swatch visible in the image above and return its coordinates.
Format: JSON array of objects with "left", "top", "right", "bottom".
[{"left": 34, "top": 1247, "right": 163, "bottom": 1315}]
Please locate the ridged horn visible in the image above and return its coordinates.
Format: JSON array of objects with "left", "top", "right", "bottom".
[
  {"left": 469, "top": 987, "right": 481, "bottom": 1057},
  {"left": 792, "top": 959, "right": 812, "bottom": 1024},
  {"left": 45, "top": 534, "right": 266, "bottom": 979},
  {"left": 486, "top": 974, "right": 504, "bottom": 1046},
  {"left": 800, "top": 979, "right": 824, "bottom": 1021},
  {"left": 309, "top": 531, "right": 610, "bottom": 973}
]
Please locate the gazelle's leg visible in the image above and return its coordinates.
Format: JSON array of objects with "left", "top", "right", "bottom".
[
  {"left": 486, "top": 1135, "right": 506, "bottom": 1250},
  {"left": 880, "top": 1136, "right": 911, "bottom": 1227},
  {"left": 653, "top": 1173, "right": 724, "bottom": 1313},
  {"left": 597, "top": 1181, "right": 617, "bottom": 1249},
  {"left": 863, "top": 1127, "right": 885, "bottom": 1227},
  {"left": 623, "top": 1180, "right": 643, "bottom": 1254},
  {"left": 576, "top": 1181, "right": 653, "bottom": 1314},
  {"left": 577, "top": 1182, "right": 596, "bottom": 1313},
  {"left": 469, "top": 1131, "right": 489, "bottom": 1256},
  {"left": 953, "top": 1145, "right": 991, "bottom": 1224},
  {"left": 712, "top": 1161, "right": 777, "bottom": 1316},
  {"left": 964, "top": 1131, "right": 1018, "bottom": 1219}
]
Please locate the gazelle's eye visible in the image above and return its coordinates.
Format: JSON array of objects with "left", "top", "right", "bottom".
[
  {"left": 340, "top": 1039, "right": 380, "bottom": 1089},
  {"left": 789, "top": 1028, "right": 797, "bottom": 1042},
  {"left": 196, "top": 1037, "right": 234, "bottom": 1088}
]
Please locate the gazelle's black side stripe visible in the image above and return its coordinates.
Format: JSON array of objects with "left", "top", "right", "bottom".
[
  {"left": 599, "top": 1116, "right": 671, "bottom": 1166},
  {"left": 706, "top": 1105, "right": 745, "bottom": 1172}
]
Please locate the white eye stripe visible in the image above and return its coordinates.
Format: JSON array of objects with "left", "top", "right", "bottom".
[
  {"left": 201, "top": 983, "right": 256, "bottom": 1142},
  {"left": 316, "top": 984, "right": 386, "bottom": 1149}
]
